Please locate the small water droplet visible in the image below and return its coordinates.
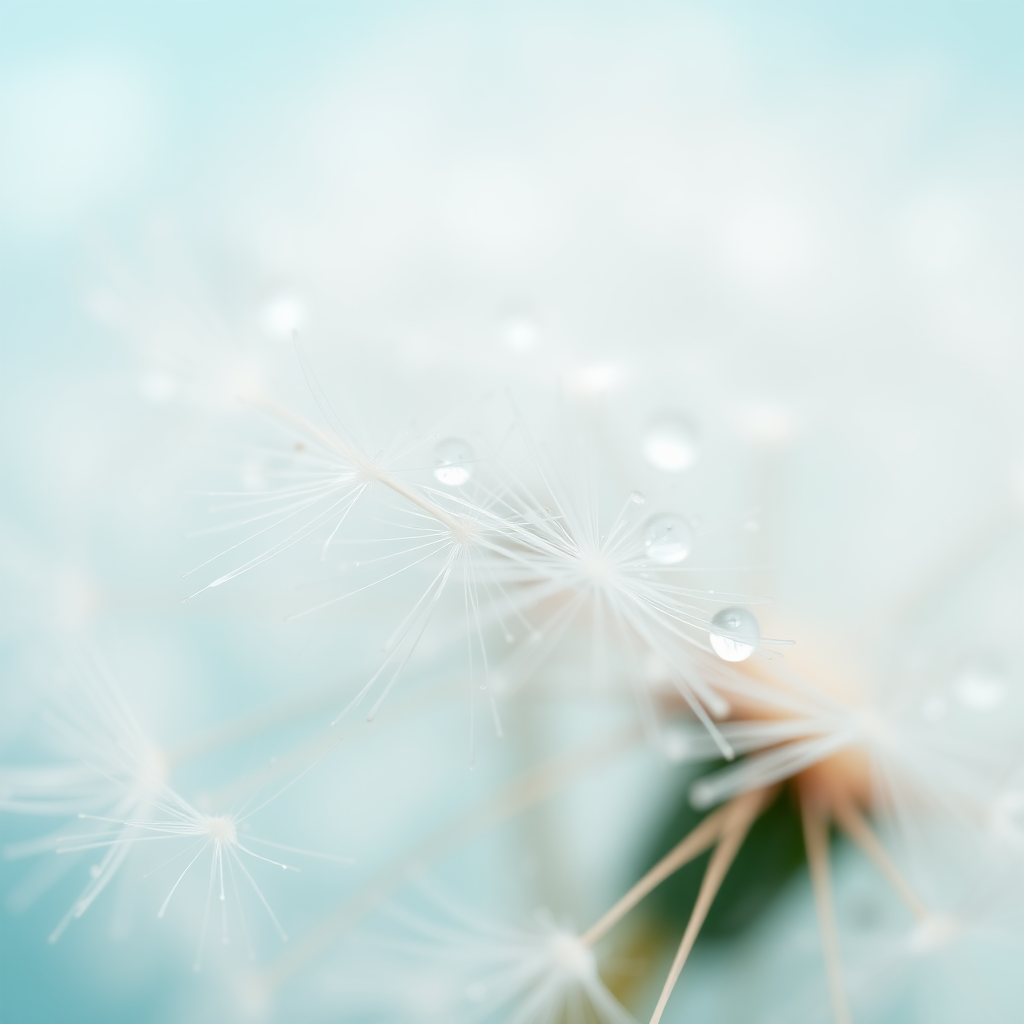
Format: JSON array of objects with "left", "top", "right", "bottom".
[
  {"left": 642, "top": 413, "right": 698, "bottom": 472},
  {"left": 709, "top": 607, "right": 760, "bottom": 662},
  {"left": 630, "top": 491, "right": 646, "bottom": 505},
  {"left": 644, "top": 514, "right": 694, "bottom": 565},
  {"left": 434, "top": 437, "right": 475, "bottom": 486}
]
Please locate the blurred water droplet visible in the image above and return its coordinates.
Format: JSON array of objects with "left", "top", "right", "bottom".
[
  {"left": 262, "top": 292, "right": 306, "bottom": 338},
  {"left": 630, "top": 490, "right": 645, "bottom": 504},
  {"left": 501, "top": 312, "right": 541, "bottom": 352},
  {"left": 952, "top": 662, "right": 1005, "bottom": 711},
  {"left": 643, "top": 413, "right": 698, "bottom": 472},
  {"left": 644, "top": 514, "right": 694, "bottom": 565},
  {"left": 709, "top": 607, "right": 760, "bottom": 662},
  {"left": 434, "top": 438, "right": 475, "bottom": 486}
]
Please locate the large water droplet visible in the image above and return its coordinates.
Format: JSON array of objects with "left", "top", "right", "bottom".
[
  {"left": 644, "top": 514, "right": 694, "bottom": 565},
  {"left": 630, "top": 491, "right": 646, "bottom": 505},
  {"left": 434, "top": 438, "right": 475, "bottom": 486},
  {"left": 643, "top": 413, "right": 698, "bottom": 472},
  {"left": 709, "top": 607, "right": 759, "bottom": 662}
]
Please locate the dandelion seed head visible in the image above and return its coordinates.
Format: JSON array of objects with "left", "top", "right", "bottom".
[
  {"left": 547, "top": 930, "right": 596, "bottom": 979},
  {"left": 580, "top": 551, "right": 615, "bottom": 584},
  {"left": 203, "top": 814, "right": 238, "bottom": 846}
]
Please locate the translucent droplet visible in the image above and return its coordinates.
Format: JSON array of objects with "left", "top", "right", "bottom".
[
  {"left": 434, "top": 438, "right": 475, "bottom": 486},
  {"left": 501, "top": 312, "right": 541, "bottom": 353},
  {"left": 644, "top": 514, "right": 694, "bottom": 565},
  {"left": 262, "top": 292, "right": 306, "bottom": 338},
  {"left": 630, "top": 490, "right": 646, "bottom": 504},
  {"left": 953, "top": 664, "right": 1005, "bottom": 711},
  {"left": 643, "top": 413, "right": 698, "bottom": 472},
  {"left": 709, "top": 607, "right": 760, "bottom": 662}
]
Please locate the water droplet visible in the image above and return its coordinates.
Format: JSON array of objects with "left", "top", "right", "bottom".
[
  {"left": 953, "top": 663, "right": 1005, "bottom": 711},
  {"left": 642, "top": 413, "right": 698, "bottom": 472},
  {"left": 630, "top": 491, "right": 646, "bottom": 505},
  {"left": 644, "top": 514, "right": 694, "bottom": 565},
  {"left": 709, "top": 607, "right": 760, "bottom": 662},
  {"left": 501, "top": 312, "right": 541, "bottom": 353},
  {"left": 434, "top": 438, "right": 475, "bottom": 486},
  {"left": 262, "top": 292, "right": 306, "bottom": 338}
]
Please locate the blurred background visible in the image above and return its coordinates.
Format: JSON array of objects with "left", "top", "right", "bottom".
[{"left": 1, "top": 2, "right": 1023, "bottom": 1022}]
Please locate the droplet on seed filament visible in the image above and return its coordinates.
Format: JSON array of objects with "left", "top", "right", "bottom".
[
  {"left": 644, "top": 514, "right": 694, "bottom": 565},
  {"left": 434, "top": 438, "right": 475, "bottom": 486},
  {"left": 710, "top": 607, "right": 760, "bottom": 662}
]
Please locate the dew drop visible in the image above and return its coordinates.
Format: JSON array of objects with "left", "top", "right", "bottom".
[
  {"left": 630, "top": 491, "right": 646, "bottom": 505},
  {"left": 642, "top": 413, "right": 698, "bottom": 472},
  {"left": 709, "top": 607, "right": 760, "bottom": 662},
  {"left": 434, "top": 438, "right": 475, "bottom": 486},
  {"left": 644, "top": 514, "right": 694, "bottom": 565}
]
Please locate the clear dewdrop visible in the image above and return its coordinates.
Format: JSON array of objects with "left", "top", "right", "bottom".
[
  {"left": 434, "top": 438, "right": 475, "bottom": 486},
  {"left": 642, "top": 412, "right": 698, "bottom": 472},
  {"left": 709, "top": 607, "right": 760, "bottom": 662},
  {"left": 644, "top": 514, "right": 694, "bottom": 565}
]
